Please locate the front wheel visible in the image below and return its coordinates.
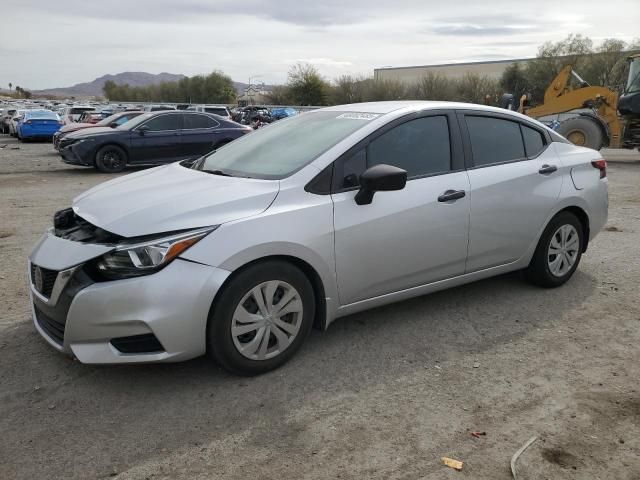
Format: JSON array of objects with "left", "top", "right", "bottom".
[
  {"left": 525, "top": 211, "right": 584, "bottom": 288},
  {"left": 95, "top": 145, "right": 127, "bottom": 173},
  {"left": 207, "top": 261, "right": 315, "bottom": 375}
]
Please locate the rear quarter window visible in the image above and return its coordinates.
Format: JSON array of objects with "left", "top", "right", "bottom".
[{"left": 521, "top": 124, "right": 546, "bottom": 157}]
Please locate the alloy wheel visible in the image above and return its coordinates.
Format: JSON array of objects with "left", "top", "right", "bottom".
[
  {"left": 547, "top": 224, "right": 580, "bottom": 277},
  {"left": 103, "top": 150, "right": 124, "bottom": 170},
  {"left": 231, "top": 280, "right": 303, "bottom": 361}
]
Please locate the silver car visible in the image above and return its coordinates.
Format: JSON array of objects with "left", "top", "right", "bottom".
[{"left": 28, "top": 101, "right": 608, "bottom": 375}]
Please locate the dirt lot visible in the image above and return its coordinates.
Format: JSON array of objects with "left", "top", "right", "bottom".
[{"left": 0, "top": 135, "right": 639, "bottom": 480}]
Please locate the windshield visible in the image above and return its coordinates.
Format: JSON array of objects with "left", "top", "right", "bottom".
[
  {"left": 627, "top": 58, "right": 640, "bottom": 93},
  {"left": 117, "top": 112, "right": 155, "bottom": 130},
  {"left": 196, "top": 110, "right": 379, "bottom": 179}
]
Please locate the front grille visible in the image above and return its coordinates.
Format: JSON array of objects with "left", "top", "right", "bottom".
[
  {"left": 110, "top": 334, "right": 165, "bottom": 354},
  {"left": 34, "top": 305, "right": 65, "bottom": 345},
  {"left": 30, "top": 264, "right": 58, "bottom": 298}
]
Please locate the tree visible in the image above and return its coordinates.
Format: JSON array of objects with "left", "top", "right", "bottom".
[
  {"left": 583, "top": 38, "right": 631, "bottom": 92},
  {"left": 410, "top": 72, "right": 455, "bottom": 100},
  {"left": 456, "top": 73, "right": 499, "bottom": 104},
  {"left": 102, "top": 71, "right": 236, "bottom": 103},
  {"left": 287, "top": 63, "right": 330, "bottom": 105},
  {"left": 525, "top": 34, "right": 594, "bottom": 102},
  {"left": 499, "top": 62, "right": 528, "bottom": 106},
  {"left": 363, "top": 78, "right": 406, "bottom": 101},
  {"left": 8, "top": 82, "right": 12, "bottom": 92},
  {"left": 265, "top": 85, "right": 293, "bottom": 105}
]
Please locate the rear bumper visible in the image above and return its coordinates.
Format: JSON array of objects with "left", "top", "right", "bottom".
[{"left": 20, "top": 125, "right": 61, "bottom": 138}]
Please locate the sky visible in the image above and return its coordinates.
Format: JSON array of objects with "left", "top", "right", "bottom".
[{"left": 2, "top": 0, "right": 639, "bottom": 90}]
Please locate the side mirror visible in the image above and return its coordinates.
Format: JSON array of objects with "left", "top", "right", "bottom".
[
  {"left": 355, "top": 164, "right": 407, "bottom": 205},
  {"left": 137, "top": 125, "right": 150, "bottom": 136},
  {"left": 109, "top": 122, "right": 118, "bottom": 128}
]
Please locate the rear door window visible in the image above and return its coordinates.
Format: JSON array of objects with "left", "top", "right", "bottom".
[
  {"left": 142, "top": 114, "right": 181, "bottom": 131},
  {"left": 465, "top": 116, "right": 525, "bottom": 167},
  {"left": 183, "top": 113, "right": 218, "bottom": 130}
]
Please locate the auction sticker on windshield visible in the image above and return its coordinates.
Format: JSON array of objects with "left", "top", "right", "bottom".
[{"left": 336, "top": 113, "right": 380, "bottom": 120}]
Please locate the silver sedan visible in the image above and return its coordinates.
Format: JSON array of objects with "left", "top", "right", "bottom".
[{"left": 28, "top": 101, "right": 608, "bottom": 375}]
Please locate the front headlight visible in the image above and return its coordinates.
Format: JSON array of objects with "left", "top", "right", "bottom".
[
  {"left": 72, "top": 138, "right": 93, "bottom": 146},
  {"left": 93, "top": 226, "right": 217, "bottom": 280}
]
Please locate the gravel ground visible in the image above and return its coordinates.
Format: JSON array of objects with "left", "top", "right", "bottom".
[{"left": 1, "top": 136, "right": 639, "bottom": 480}]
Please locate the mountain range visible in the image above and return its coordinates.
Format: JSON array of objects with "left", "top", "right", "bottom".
[
  {"left": 28, "top": 72, "right": 267, "bottom": 99},
  {"left": 31, "top": 72, "right": 186, "bottom": 98}
]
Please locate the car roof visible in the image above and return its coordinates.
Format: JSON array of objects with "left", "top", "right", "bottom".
[{"left": 319, "top": 101, "right": 550, "bottom": 127}]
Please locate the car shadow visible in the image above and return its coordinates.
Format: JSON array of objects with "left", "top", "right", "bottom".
[{"left": 0, "top": 269, "right": 596, "bottom": 477}]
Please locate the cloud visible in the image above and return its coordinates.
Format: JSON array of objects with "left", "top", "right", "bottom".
[
  {"left": 2, "top": 0, "right": 638, "bottom": 89},
  {"left": 289, "top": 58, "right": 353, "bottom": 66},
  {"left": 429, "top": 15, "right": 540, "bottom": 36},
  {"left": 15, "top": 0, "right": 371, "bottom": 26}
]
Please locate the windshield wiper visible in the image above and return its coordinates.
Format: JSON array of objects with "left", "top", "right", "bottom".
[{"left": 202, "top": 169, "right": 233, "bottom": 177}]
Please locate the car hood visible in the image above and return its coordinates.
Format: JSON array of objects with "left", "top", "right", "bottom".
[
  {"left": 73, "top": 162, "right": 280, "bottom": 238},
  {"left": 59, "top": 123, "right": 93, "bottom": 134},
  {"left": 65, "top": 126, "right": 119, "bottom": 139}
]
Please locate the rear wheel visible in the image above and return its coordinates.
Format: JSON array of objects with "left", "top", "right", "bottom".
[
  {"left": 95, "top": 145, "right": 127, "bottom": 173},
  {"left": 556, "top": 117, "right": 604, "bottom": 150},
  {"left": 525, "top": 211, "right": 584, "bottom": 288},
  {"left": 207, "top": 261, "right": 315, "bottom": 375}
]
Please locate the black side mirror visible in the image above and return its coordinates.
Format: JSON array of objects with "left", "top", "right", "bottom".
[
  {"left": 137, "top": 125, "right": 150, "bottom": 136},
  {"left": 355, "top": 164, "right": 407, "bottom": 205},
  {"left": 109, "top": 122, "right": 118, "bottom": 128}
]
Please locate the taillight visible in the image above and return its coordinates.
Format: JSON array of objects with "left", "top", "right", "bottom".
[{"left": 591, "top": 159, "right": 607, "bottom": 179}]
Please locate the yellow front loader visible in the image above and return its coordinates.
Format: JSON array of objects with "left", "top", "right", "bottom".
[{"left": 514, "top": 55, "right": 640, "bottom": 151}]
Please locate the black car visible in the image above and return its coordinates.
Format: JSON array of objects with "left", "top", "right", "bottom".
[{"left": 59, "top": 111, "right": 252, "bottom": 173}]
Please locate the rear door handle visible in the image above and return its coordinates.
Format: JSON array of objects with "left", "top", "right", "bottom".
[
  {"left": 539, "top": 164, "right": 557, "bottom": 174},
  {"left": 438, "top": 190, "right": 466, "bottom": 202}
]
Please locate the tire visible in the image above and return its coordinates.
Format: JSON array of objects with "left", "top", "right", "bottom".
[
  {"left": 525, "top": 211, "right": 584, "bottom": 288},
  {"left": 556, "top": 117, "right": 604, "bottom": 150},
  {"left": 207, "top": 261, "right": 315, "bottom": 376},
  {"left": 95, "top": 145, "right": 127, "bottom": 173}
]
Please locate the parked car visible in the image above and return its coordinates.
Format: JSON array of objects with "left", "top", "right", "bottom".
[
  {"left": 53, "top": 111, "right": 143, "bottom": 150},
  {"left": 1, "top": 107, "right": 17, "bottom": 133},
  {"left": 143, "top": 105, "right": 177, "bottom": 112},
  {"left": 77, "top": 111, "right": 104, "bottom": 124},
  {"left": 8, "top": 109, "right": 27, "bottom": 137},
  {"left": 59, "top": 110, "right": 251, "bottom": 172},
  {"left": 187, "top": 105, "right": 232, "bottom": 120},
  {"left": 270, "top": 107, "right": 297, "bottom": 120},
  {"left": 16, "top": 110, "right": 63, "bottom": 141},
  {"left": 60, "top": 105, "right": 96, "bottom": 124},
  {"left": 28, "top": 102, "right": 608, "bottom": 375}
]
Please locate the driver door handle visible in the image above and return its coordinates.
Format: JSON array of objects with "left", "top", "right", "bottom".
[
  {"left": 438, "top": 190, "right": 466, "bottom": 202},
  {"left": 539, "top": 164, "right": 557, "bottom": 174}
]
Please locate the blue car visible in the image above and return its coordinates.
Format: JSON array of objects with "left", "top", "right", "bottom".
[
  {"left": 17, "top": 110, "right": 63, "bottom": 142},
  {"left": 270, "top": 107, "right": 298, "bottom": 120}
]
